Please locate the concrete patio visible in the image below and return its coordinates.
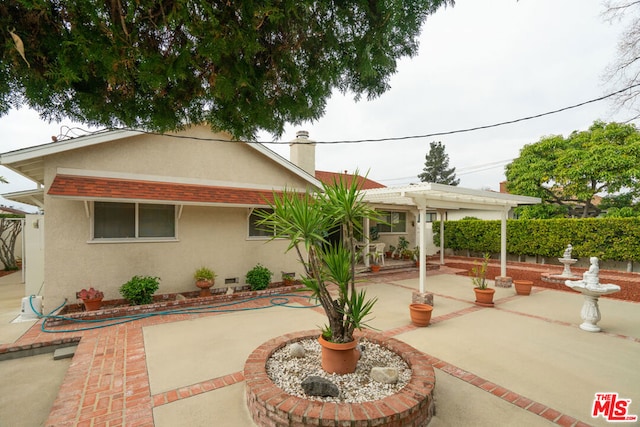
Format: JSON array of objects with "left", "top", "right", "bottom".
[{"left": 0, "top": 267, "right": 638, "bottom": 426}]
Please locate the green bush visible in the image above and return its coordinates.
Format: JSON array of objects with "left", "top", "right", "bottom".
[
  {"left": 119, "top": 275, "right": 160, "bottom": 305},
  {"left": 433, "top": 217, "right": 640, "bottom": 261},
  {"left": 246, "top": 264, "right": 273, "bottom": 291}
]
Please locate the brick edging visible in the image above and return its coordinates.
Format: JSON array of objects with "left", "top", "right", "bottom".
[{"left": 244, "top": 329, "right": 436, "bottom": 427}]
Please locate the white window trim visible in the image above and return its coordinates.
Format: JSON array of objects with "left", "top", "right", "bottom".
[
  {"left": 89, "top": 201, "right": 179, "bottom": 243},
  {"left": 246, "top": 207, "right": 289, "bottom": 240}
]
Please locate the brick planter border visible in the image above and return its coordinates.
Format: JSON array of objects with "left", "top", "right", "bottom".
[
  {"left": 45, "top": 283, "right": 304, "bottom": 327},
  {"left": 245, "top": 329, "right": 436, "bottom": 427}
]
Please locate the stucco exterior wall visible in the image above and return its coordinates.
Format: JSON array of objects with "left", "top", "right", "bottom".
[{"left": 40, "top": 127, "right": 311, "bottom": 310}]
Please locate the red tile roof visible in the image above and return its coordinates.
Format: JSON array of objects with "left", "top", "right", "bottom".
[
  {"left": 315, "top": 171, "right": 385, "bottom": 190},
  {"left": 47, "top": 175, "right": 278, "bottom": 206}
]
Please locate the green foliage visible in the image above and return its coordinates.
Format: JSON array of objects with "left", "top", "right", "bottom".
[
  {"left": 418, "top": 141, "right": 460, "bottom": 185},
  {"left": 397, "top": 236, "right": 409, "bottom": 253},
  {"left": 246, "top": 264, "right": 273, "bottom": 291},
  {"left": 600, "top": 193, "right": 640, "bottom": 217},
  {"left": 119, "top": 275, "right": 160, "bottom": 305},
  {"left": 255, "top": 172, "right": 380, "bottom": 343},
  {"left": 194, "top": 267, "right": 216, "bottom": 281},
  {"left": 513, "top": 204, "right": 568, "bottom": 219},
  {"left": 0, "top": 1, "right": 453, "bottom": 139},
  {"left": 505, "top": 121, "right": 640, "bottom": 218},
  {"left": 470, "top": 253, "right": 490, "bottom": 289},
  {"left": 433, "top": 217, "right": 640, "bottom": 261}
]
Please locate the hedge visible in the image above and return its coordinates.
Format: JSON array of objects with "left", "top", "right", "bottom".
[{"left": 432, "top": 218, "right": 640, "bottom": 261}]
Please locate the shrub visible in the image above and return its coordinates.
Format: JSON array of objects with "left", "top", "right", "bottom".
[
  {"left": 246, "top": 264, "right": 273, "bottom": 291},
  {"left": 194, "top": 267, "right": 216, "bottom": 281},
  {"left": 119, "top": 275, "right": 160, "bottom": 305}
]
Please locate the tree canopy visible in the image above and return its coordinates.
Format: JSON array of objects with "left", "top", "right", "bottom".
[
  {"left": 418, "top": 140, "right": 459, "bottom": 185},
  {"left": 505, "top": 120, "right": 640, "bottom": 218},
  {"left": 0, "top": 0, "right": 453, "bottom": 139}
]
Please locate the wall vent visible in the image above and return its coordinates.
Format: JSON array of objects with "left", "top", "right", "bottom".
[{"left": 224, "top": 277, "right": 239, "bottom": 285}]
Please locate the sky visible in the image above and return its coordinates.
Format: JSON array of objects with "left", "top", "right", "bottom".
[{"left": 0, "top": 0, "right": 636, "bottom": 211}]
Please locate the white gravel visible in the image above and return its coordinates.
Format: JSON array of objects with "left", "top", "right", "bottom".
[{"left": 266, "top": 338, "right": 411, "bottom": 403}]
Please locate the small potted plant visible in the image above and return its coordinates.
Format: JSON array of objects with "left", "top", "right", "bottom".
[
  {"left": 471, "top": 253, "right": 494, "bottom": 307},
  {"left": 386, "top": 245, "right": 395, "bottom": 259},
  {"left": 194, "top": 267, "right": 216, "bottom": 297},
  {"left": 282, "top": 272, "right": 295, "bottom": 286},
  {"left": 413, "top": 246, "right": 420, "bottom": 268},
  {"left": 396, "top": 236, "right": 409, "bottom": 259},
  {"left": 368, "top": 252, "right": 381, "bottom": 272},
  {"left": 76, "top": 287, "right": 104, "bottom": 311}
]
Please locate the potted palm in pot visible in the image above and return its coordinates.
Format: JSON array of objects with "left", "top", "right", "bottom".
[
  {"left": 471, "top": 253, "right": 494, "bottom": 307},
  {"left": 257, "top": 172, "right": 380, "bottom": 374}
]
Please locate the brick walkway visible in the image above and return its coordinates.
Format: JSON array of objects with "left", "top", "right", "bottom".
[{"left": 2, "top": 272, "right": 637, "bottom": 426}]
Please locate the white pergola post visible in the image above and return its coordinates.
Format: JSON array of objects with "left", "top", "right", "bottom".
[
  {"left": 500, "top": 208, "right": 508, "bottom": 277},
  {"left": 363, "top": 216, "right": 370, "bottom": 267},
  {"left": 418, "top": 205, "right": 427, "bottom": 294},
  {"left": 438, "top": 209, "right": 446, "bottom": 266}
]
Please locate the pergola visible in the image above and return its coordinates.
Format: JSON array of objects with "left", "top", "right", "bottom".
[{"left": 361, "top": 183, "right": 540, "bottom": 294}]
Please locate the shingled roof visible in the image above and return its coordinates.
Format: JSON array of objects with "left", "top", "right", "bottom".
[
  {"left": 48, "top": 175, "right": 278, "bottom": 206},
  {"left": 315, "top": 171, "right": 385, "bottom": 190}
]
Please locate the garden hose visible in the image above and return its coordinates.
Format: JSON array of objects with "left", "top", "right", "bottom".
[{"left": 28, "top": 293, "right": 320, "bottom": 334}]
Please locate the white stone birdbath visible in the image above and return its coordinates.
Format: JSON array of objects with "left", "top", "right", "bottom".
[
  {"left": 565, "top": 257, "right": 621, "bottom": 332},
  {"left": 558, "top": 257, "right": 578, "bottom": 278}
]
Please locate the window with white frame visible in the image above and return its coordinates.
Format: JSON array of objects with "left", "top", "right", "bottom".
[
  {"left": 93, "top": 202, "right": 176, "bottom": 239},
  {"left": 248, "top": 208, "right": 275, "bottom": 238},
  {"left": 377, "top": 210, "right": 407, "bottom": 233}
]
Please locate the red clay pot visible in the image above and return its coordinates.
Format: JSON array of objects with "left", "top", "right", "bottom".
[
  {"left": 82, "top": 298, "right": 103, "bottom": 311},
  {"left": 409, "top": 303, "right": 433, "bottom": 327},
  {"left": 474, "top": 288, "right": 495, "bottom": 307},
  {"left": 514, "top": 280, "right": 533, "bottom": 296},
  {"left": 196, "top": 279, "right": 214, "bottom": 297},
  {"left": 318, "top": 336, "right": 360, "bottom": 374},
  {"left": 370, "top": 264, "right": 381, "bottom": 273}
]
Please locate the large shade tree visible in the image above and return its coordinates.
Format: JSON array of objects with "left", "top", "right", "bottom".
[
  {"left": 0, "top": 0, "right": 453, "bottom": 139},
  {"left": 505, "top": 121, "right": 640, "bottom": 218}
]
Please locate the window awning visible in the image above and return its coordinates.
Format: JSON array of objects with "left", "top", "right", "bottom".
[{"left": 47, "top": 174, "right": 279, "bottom": 207}]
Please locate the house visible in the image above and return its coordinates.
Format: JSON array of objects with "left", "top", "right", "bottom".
[
  {"left": 1, "top": 126, "right": 540, "bottom": 310},
  {"left": 0, "top": 126, "right": 342, "bottom": 310}
]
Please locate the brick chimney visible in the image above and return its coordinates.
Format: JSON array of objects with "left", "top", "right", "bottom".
[
  {"left": 500, "top": 181, "right": 508, "bottom": 193},
  {"left": 289, "top": 130, "right": 316, "bottom": 176}
]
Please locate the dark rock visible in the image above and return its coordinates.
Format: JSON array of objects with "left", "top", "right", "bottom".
[{"left": 301, "top": 376, "right": 340, "bottom": 397}]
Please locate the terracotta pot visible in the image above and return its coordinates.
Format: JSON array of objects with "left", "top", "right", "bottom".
[
  {"left": 196, "top": 279, "right": 214, "bottom": 297},
  {"left": 514, "top": 280, "right": 533, "bottom": 296},
  {"left": 318, "top": 336, "right": 360, "bottom": 374},
  {"left": 474, "top": 288, "right": 495, "bottom": 307},
  {"left": 409, "top": 303, "right": 433, "bottom": 327},
  {"left": 83, "top": 298, "right": 103, "bottom": 311},
  {"left": 370, "top": 264, "right": 381, "bottom": 273}
]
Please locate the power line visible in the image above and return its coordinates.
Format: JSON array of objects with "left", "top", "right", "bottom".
[
  {"left": 295, "top": 83, "right": 640, "bottom": 144},
  {"left": 112, "top": 83, "right": 640, "bottom": 145}
]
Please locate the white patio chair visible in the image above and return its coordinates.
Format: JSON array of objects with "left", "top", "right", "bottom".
[{"left": 373, "top": 243, "right": 385, "bottom": 266}]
